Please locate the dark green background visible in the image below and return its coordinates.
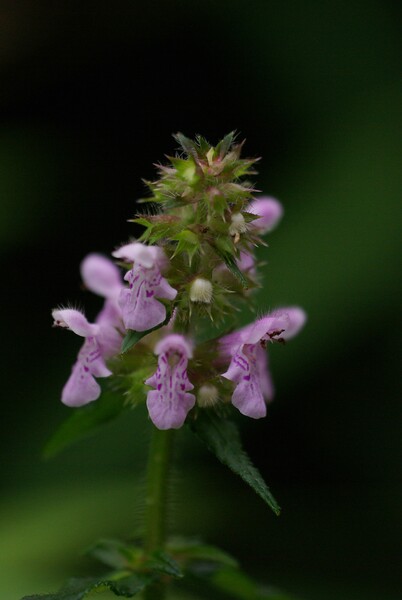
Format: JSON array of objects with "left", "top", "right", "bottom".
[{"left": 1, "top": 1, "right": 401, "bottom": 598}]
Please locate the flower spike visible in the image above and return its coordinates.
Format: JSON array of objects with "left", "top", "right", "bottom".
[{"left": 52, "top": 136, "right": 306, "bottom": 430}]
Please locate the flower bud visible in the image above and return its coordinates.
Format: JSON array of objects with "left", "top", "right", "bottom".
[
  {"left": 229, "top": 213, "right": 247, "bottom": 236},
  {"left": 247, "top": 197, "right": 283, "bottom": 234},
  {"left": 189, "top": 278, "right": 213, "bottom": 303},
  {"left": 197, "top": 384, "right": 219, "bottom": 407}
]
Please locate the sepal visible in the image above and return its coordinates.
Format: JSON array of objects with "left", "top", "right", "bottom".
[
  {"left": 133, "top": 215, "right": 181, "bottom": 245},
  {"left": 169, "top": 156, "right": 199, "bottom": 184},
  {"left": 173, "top": 132, "right": 199, "bottom": 159},
  {"left": 171, "top": 229, "right": 200, "bottom": 263},
  {"left": 214, "top": 131, "right": 237, "bottom": 158}
]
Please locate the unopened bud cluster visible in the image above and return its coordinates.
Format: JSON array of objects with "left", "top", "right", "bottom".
[{"left": 52, "top": 133, "right": 305, "bottom": 429}]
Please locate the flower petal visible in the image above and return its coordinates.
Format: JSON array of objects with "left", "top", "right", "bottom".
[
  {"left": 231, "top": 377, "right": 267, "bottom": 418},
  {"left": 119, "top": 264, "right": 177, "bottom": 332},
  {"left": 238, "top": 251, "right": 255, "bottom": 273},
  {"left": 154, "top": 275, "right": 178, "bottom": 301},
  {"left": 222, "top": 344, "right": 267, "bottom": 418},
  {"left": 113, "top": 242, "right": 169, "bottom": 271},
  {"left": 220, "top": 306, "right": 305, "bottom": 356},
  {"left": 154, "top": 334, "right": 193, "bottom": 358},
  {"left": 256, "top": 345, "right": 274, "bottom": 401},
  {"left": 76, "top": 336, "right": 112, "bottom": 377},
  {"left": 146, "top": 334, "right": 195, "bottom": 429},
  {"left": 248, "top": 197, "right": 283, "bottom": 233},
  {"left": 280, "top": 306, "right": 307, "bottom": 340},
  {"left": 112, "top": 242, "right": 157, "bottom": 268},
  {"left": 61, "top": 334, "right": 112, "bottom": 407},
  {"left": 95, "top": 299, "right": 123, "bottom": 357},
  {"left": 61, "top": 360, "right": 101, "bottom": 407},
  {"left": 147, "top": 391, "right": 195, "bottom": 430},
  {"left": 80, "top": 253, "right": 122, "bottom": 299},
  {"left": 52, "top": 308, "right": 98, "bottom": 337},
  {"left": 241, "top": 313, "right": 290, "bottom": 345}
]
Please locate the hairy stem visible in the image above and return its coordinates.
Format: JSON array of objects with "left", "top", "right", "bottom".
[{"left": 143, "top": 426, "right": 174, "bottom": 600}]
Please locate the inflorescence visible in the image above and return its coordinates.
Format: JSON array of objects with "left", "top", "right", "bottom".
[{"left": 52, "top": 133, "right": 306, "bottom": 430}]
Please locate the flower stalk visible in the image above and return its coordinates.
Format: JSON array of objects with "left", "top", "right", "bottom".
[
  {"left": 145, "top": 426, "right": 175, "bottom": 553},
  {"left": 143, "top": 427, "right": 175, "bottom": 599}
]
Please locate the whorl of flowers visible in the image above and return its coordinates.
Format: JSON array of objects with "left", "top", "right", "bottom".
[{"left": 52, "top": 133, "right": 306, "bottom": 428}]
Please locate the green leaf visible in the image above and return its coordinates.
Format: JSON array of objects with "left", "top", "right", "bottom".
[
  {"left": 88, "top": 541, "right": 183, "bottom": 579},
  {"left": 185, "top": 565, "right": 297, "bottom": 600},
  {"left": 21, "top": 572, "right": 153, "bottom": 599},
  {"left": 146, "top": 550, "right": 183, "bottom": 578},
  {"left": 121, "top": 308, "right": 172, "bottom": 353},
  {"left": 179, "top": 545, "right": 237, "bottom": 568},
  {"left": 210, "top": 566, "right": 261, "bottom": 599},
  {"left": 168, "top": 538, "right": 238, "bottom": 569},
  {"left": 211, "top": 567, "right": 297, "bottom": 599},
  {"left": 121, "top": 329, "right": 151, "bottom": 354},
  {"left": 86, "top": 539, "right": 142, "bottom": 570},
  {"left": 182, "top": 564, "right": 297, "bottom": 600},
  {"left": 190, "top": 412, "right": 280, "bottom": 515},
  {"left": 43, "top": 391, "right": 127, "bottom": 459}
]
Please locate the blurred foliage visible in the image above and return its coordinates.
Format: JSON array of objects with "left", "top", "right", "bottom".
[{"left": 0, "top": 1, "right": 401, "bottom": 599}]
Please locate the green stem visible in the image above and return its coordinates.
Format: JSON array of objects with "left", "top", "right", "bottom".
[{"left": 143, "top": 426, "right": 174, "bottom": 600}]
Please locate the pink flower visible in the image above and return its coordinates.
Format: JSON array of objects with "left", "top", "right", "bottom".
[
  {"left": 53, "top": 254, "right": 125, "bottom": 407},
  {"left": 52, "top": 308, "right": 113, "bottom": 407},
  {"left": 220, "top": 307, "right": 306, "bottom": 419},
  {"left": 113, "top": 243, "right": 177, "bottom": 332},
  {"left": 247, "top": 196, "right": 283, "bottom": 234},
  {"left": 81, "top": 253, "right": 123, "bottom": 301},
  {"left": 145, "top": 334, "right": 195, "bottom": 430},
  {"left": 80, "top": 253, "right": 124, "bottom": 356},
  {"left": 237, "top": 251, "right": 256, "bottom": 275}
]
